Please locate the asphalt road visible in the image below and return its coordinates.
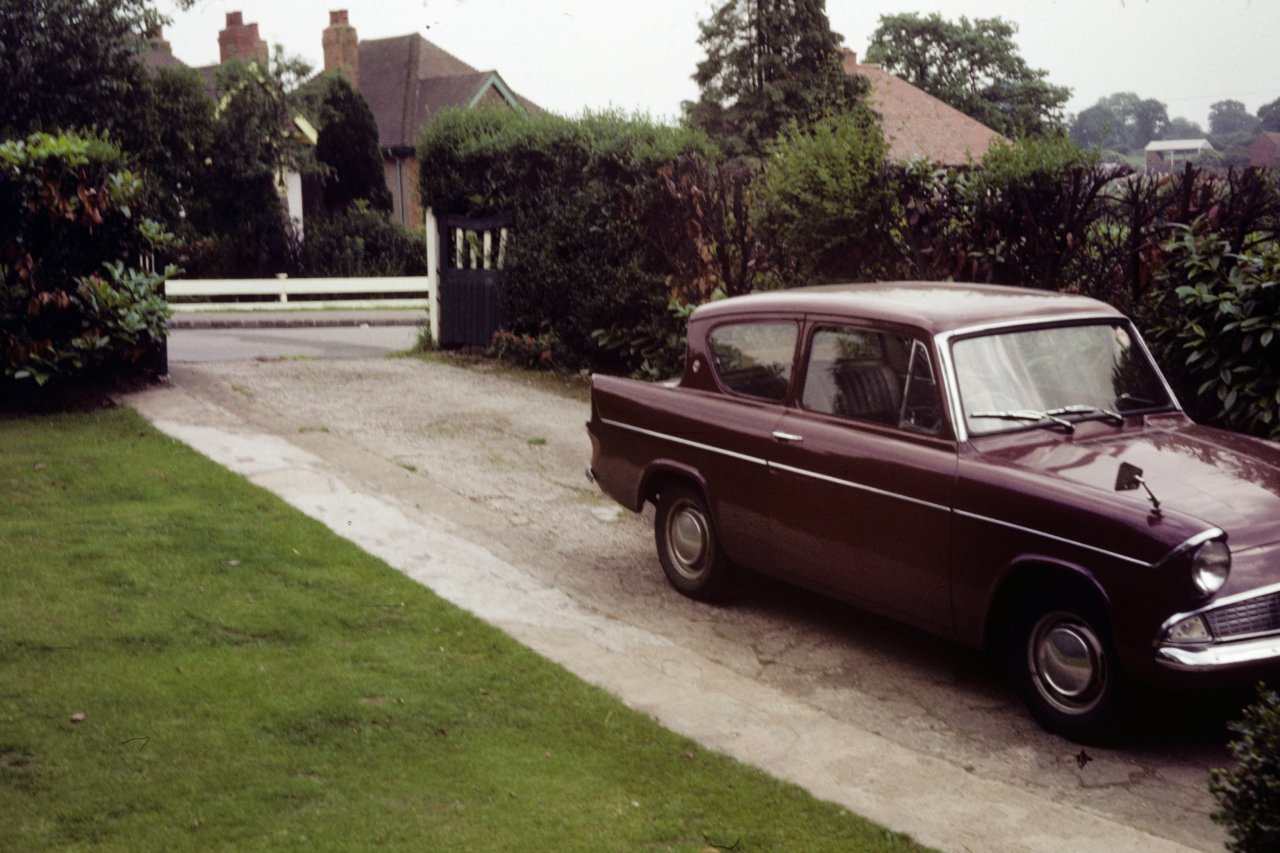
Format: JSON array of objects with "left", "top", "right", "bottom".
[
  {"left": 127, "top": 353, "right": 1236, "bottom": 852},
  {"left": 168, "top": 324, "right": 423, "bottom": 362}
]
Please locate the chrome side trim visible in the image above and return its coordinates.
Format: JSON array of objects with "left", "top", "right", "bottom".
[
  {"left": 600, "top": 418, "right": 768, "bottom": 468},
  {"left": 952, "top": 509, "right": 1151, "bottom": 567},
  {"left": 768, "top": 461, "right": 950, "bottom": 513},
  {"left": 1155, "top": 634, "right": 1280, "bottom": 671},
  {"left": 604, "top": 417, "right": 1153, "bottom": 565}
]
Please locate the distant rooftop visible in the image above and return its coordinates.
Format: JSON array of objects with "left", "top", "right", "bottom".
[{"left": 1145, "top": 139, "right": 1215, "bottom": 153}]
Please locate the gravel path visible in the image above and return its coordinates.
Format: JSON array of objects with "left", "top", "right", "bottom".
[{"left": 128, "top": 356, "right": 1231, "bottom": 852}]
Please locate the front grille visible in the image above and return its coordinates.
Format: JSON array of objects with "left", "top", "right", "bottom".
[{"left": 1207, "top": 592, "right": 1280, "bottom": 640}]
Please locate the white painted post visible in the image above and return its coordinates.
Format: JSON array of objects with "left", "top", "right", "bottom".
[
  {"left": 497, "top": 228, "right": 508, "bottom": 269},
  {"left": 425, "top": 207, "right": 441, "bottom": 347},
  {"left": 482, "top": 231, "right": 493, "bottom": 270}
]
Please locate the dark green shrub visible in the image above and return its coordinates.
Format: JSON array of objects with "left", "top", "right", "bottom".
[
  {"left": 315, "top": 74, "right": 392, "bottom": 213},
  {"left": 418, "top": 108, "right": 717, "bottom": 373},
  {"left": 1211, "top": 684, "right": 1280, "bottom": 852},
  {"left": 302, "top": 205, "right": 426, "bottom": 277},
  {"left": 1, "top": 132, "right": 171, "bottom": 386},
  {"left": 753, "top": 110, "right": 897, "bottom": 284},
  {"left": 1153, "top": 218, "right": 1280, "bottom": 438}
]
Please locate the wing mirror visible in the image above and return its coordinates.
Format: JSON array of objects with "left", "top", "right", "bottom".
[{"left": 1116, "top": 461, "right": 1161, "bottom": 514}]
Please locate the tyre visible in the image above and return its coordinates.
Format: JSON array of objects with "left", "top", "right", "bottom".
[
  {"left": 654, "top": 484, "right": 734, "bottom": 601},
  {"left": 1008, "top": 589, "right": 1129, "bottom": 742}
]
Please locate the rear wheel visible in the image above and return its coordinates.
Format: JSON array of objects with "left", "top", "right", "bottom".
[
  {"left": 654, "top": 485, "right": 733, "bottom": 601},
  {"left": 1009, "top": 589, "right": 1129, "bottom": 741}
]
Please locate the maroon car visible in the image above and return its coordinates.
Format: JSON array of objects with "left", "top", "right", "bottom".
[{"left": 587, "top": 282, "right": 1280, "bottom": 740}]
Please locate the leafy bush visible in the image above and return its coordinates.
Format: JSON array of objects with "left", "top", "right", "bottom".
[
  {"left": 301, "top": 205, "right": 426, "bottom": 277},
  {"left": 1154, "top": 219, "right": 1280, "bottom": 437},
  {"left": 753, "top": 110, "right": 896, "bottom": 284},
  {"left": 1211, "top": 684, "right": 1280, "bottom": 852},
  {"left": 1, "top": 132, "right": 171, "bottom": 386},
  {"left": 418, "top": 108, "right": 717, "bottom": 373}
]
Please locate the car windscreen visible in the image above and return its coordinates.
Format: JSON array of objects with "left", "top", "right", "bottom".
[{"left": 952, "top": 322, "right": 1174, "bottom": 436}]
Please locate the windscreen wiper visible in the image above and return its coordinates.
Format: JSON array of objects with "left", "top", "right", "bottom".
[
  {"left": 1044, "top": 404, "right": 1125, "bottom": 426},
  {"left": 970, "top": 404, "right": 1127, "bottom": 433},
  {"left": 969, "top": 409, "right": 1076, "bottom": 432}
]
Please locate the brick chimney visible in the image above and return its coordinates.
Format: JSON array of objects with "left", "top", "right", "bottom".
[
  {"left": 840, "top": 47, "right": 858, "bottom": 75},
  {"left": 322, "top": 10, "right": 359, "bottom": 86},
  {"left": 218, "top": 11, "right": 269, "bottom": 66}
]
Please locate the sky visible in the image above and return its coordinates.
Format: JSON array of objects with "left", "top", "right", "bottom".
[{"left": 158, "top": 0, "right": 1280, "bottom": 130}]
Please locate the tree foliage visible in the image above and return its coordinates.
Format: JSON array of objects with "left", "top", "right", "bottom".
[
  {"left": 1259, "top": 97, "right": 1280, "bottom": 133},
  {"left": 315, "top": 74, "right": 392, "bottom": 213},
  {"left": 865, "top": 12, "right": 1069, "bottom": 138},
  {"left": 684, "top": 0, "right": 863, "bottom": 159},
  {"left": 1210, "top": 100, "right": 1262, "bottom": 138},
  {"left": 0, "top": 0, "right": 159, "bottom": 137},
  {"left": 753, "top": 111, "right": 895, "bottom": 283}
]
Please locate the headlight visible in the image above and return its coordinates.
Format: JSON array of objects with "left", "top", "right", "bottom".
[{"left": 1190, "top": 539, "right": 1231, "bottom": 596}]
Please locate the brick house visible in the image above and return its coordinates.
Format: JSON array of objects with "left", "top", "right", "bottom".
[
  {"left": 840, "top": 49, "right": 1006, "bottom": 165},
  {"left": 143, "top": 10, "right": 537, "bottom": 229},
  {"left": 1250, "top": 132, "right": 1280, "bottom": 169}
]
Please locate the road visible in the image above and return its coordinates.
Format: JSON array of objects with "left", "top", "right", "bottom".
[
  {"left": 167, "top": 320, "right": 422, "bottom": 362},
  {"left": 128, "top": 349, "right": 1235, "bottom": 852}
]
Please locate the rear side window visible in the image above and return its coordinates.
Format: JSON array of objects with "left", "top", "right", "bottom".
[{"left": 708, "top": 322, "right": 797, "bottom": 401}]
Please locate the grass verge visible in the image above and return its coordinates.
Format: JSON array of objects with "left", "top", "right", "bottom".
[{"left": 1, "top": 407, "right": 924, "bottom": 851}]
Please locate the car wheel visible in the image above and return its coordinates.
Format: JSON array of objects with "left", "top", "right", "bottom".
[
  {"left": 1009, "top": 591, "right": 1128, "bottom": 741},
  {"left": 654, "top": 485, "right": 733, "bottom": 601}
]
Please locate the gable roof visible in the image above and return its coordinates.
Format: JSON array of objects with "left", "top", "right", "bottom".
[
  {"left": 1145, "top": 139, "right": 1215, "bottom": 153},
  {"left": 359, "top": 34, "right": 535, "bottom": 152},
  {"left": 842, "top": 53, "right": 1005, "bottom": 165}
]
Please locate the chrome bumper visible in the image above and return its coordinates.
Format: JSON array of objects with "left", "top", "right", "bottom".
[{"left": 1156, "top": 634, "right": 1280, "bottom": 671}]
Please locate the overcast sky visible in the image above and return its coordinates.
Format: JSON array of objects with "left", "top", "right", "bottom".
[{"left": 159, "top": 0, "right": 1279, "bottom": 130}]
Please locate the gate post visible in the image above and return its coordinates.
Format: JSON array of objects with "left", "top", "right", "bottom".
[{"left": 425, "top": 207, "right": 441, "bottom": 347}]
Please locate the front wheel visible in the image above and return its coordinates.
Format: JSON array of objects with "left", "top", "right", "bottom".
[
  {"left": 1009, "top": 591, "right": 1129, "bottom": 742},
  {"left": 654, "top": 485, "right": 734, "bottom": 601}
]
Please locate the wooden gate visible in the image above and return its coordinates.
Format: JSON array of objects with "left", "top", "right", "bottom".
[{"left": 435, "top": 213, "right": 513, "bottom": 348}]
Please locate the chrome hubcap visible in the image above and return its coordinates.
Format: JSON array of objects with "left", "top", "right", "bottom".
[
  {"left": 668, "top": 504, "right": 708, "bottom": 579},
  {"left": 1030, "top": 614, "right": 1106, "bottom": 715}
]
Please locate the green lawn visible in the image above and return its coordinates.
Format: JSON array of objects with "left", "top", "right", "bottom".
[{"left": 0, "top": 407, "right": 925, "bottom": 851}]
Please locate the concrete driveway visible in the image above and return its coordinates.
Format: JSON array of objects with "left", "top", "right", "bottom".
[{"left": 124, "top": 354, "right": 1231, "bottom": 853}]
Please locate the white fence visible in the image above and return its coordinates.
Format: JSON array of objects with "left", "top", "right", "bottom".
[{"left": 165, "top": 276, "right": 431, "bottom": 313}]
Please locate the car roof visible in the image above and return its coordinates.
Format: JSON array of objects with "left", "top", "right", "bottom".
[{"left": 690, "top": 282, "right": 1122, "bottom": 336}]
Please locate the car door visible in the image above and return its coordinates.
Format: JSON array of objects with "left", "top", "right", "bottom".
[
  {"left": 696, "top": 317, "right": 799, "bottom": 573},
  {"left": 766, "top": 322, "right": 958, "bottom": 633}
]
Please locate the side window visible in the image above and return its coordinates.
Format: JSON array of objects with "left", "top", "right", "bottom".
[
  {"left": 708, "top": 322, "right": 797, "bottom": 402},
  {"left": 801, "top": 327, "right": 942, "bottom": 434}
]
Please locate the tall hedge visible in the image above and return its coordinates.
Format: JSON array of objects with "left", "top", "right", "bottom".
[
  {"left": 1, "top": 132, "right": 171, "bottom": 387},
  {"left": 418, "top": 108, "right": 717, "bottom": 374}
]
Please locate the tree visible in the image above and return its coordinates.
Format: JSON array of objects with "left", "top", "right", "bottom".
[
  {"left": 187, "top": 51, "right": 317, "bottom": 276},
  {"left": 753, "top": 111, "right": 897, "bottom": 283},
  {"left": 1259, "top": 97, "right": 1280, "bottom": 133},
  {"left": 1068, "top": 92, "right": 1168, "bottom": 153},
  {"left": 127, "top": 66, "right": 217, "bottom": 239},
  {"left": 1164, "top": 116, "right": 1205, "bottom": 140},
  {"left": 865, "top": 13, "right": 1070, "bottom": 138},
  {"left": 1210, "top": 99, "right": 1261, "bottom": 137},
  {"left": 684, "top": 0, "right": 862, "bottom": 159},
  {"left": 314, "top": 74, "right": 391, "bottom": 212},
  {"left": 0, "top": 0, "right": 158, "bottom": 136}
]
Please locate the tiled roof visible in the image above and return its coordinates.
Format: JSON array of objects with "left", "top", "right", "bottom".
[
  {"left": 844, "top": 58, "right": 1005, "bottom": 165},
  {"left": 359, "top": 35, "right": 537, "bottom": 151}
]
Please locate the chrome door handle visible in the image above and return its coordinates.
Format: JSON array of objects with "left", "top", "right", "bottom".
[{"left": 772, "top": 431, "right": 803, "bottom": 443}]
